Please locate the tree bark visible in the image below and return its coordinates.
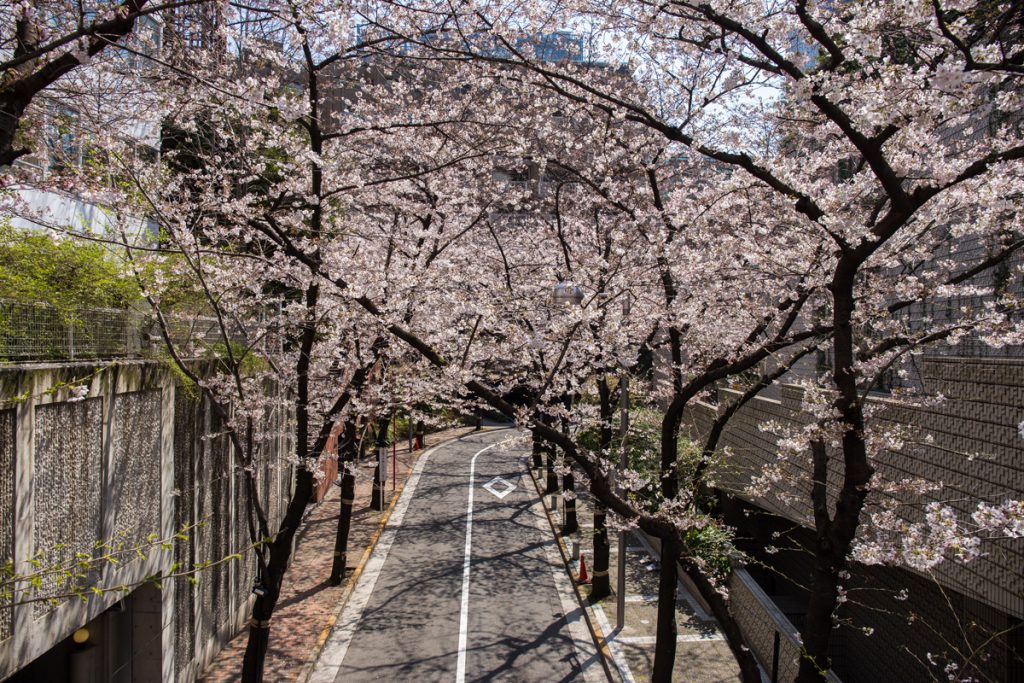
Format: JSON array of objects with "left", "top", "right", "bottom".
[
  {"left": 589, "top": 376, "right": 616, "bottom": 600},
  {"left": 545, "top": 441, "right": 559, "bottom": 495},
  {"left": 531, "top": 429, "right": 543, "bottom": 468},
  {"left": 240, "top": 284, "right": 320, "bottom": 680},
  {"left": 562, "top": 467, "right": 577, "bottom": 535},
  {"left": 590, "top": 503, "right": 610, "bottom": 600},
  {"left": 240, "top": 465, "right": 315, "bottom": 681},
  {"left": 370, "top": 415, "right": 388, "bottom": 510},
  {"left": 651, "top": 535, "right": 680, "bottom": 683},
  {"left": 796, "top": 269, "right": 874, "bottom": 682},
  {"left": 329, "top": 420, "right": 357, "bottom": 585}
]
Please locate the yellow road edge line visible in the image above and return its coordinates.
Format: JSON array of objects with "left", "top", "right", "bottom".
[{"left": 527, "top": 465, "right": 621, "bottom": 683}]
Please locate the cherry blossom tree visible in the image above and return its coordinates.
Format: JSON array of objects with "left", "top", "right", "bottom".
[
  {"left": 98, "top": 7, "right": 538, "bottom": 679},
  {"left": 18, "top": 0, "right": 1021, "bottom": 679},
  {"left": 0, "top": 0, "right": 221, "bottom": 168},
  {"left": 347, "top": 1, "right": 1024, "bottom": 680}
]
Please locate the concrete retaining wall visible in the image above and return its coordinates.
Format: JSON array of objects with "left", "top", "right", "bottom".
[{"left": 0, "top": 361, "right": 299, "bottom": 682}]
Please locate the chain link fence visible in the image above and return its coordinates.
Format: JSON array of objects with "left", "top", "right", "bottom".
[{"left": 0, "top": 300, "right": 245, "bottom": 362}]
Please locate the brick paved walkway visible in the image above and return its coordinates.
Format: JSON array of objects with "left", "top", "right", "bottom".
[{"left": 199, "top": 426, "right": 480, "bottom": 683}]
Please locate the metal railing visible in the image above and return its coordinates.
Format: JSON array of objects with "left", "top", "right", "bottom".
[{"left": 730, "top": 567, "right": 843, "bottom": 683}]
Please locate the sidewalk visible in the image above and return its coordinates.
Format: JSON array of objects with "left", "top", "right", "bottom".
[
  {"left": 199, "top": 425, "right": 480, "bottom": 683},
  {"left": 528, "top": 465, "right": 743, "bottom": 683}
]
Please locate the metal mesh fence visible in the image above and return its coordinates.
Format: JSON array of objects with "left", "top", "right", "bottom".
[
  {"left": 0, "top": 301, "right": 142, "bottom": 361},
  {"left": 0, "top": 299, "right": 246, "bottom": 362}
]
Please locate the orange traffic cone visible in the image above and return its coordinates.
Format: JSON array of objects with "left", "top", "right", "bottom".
[{"left": 578, "top": 554, "right": 590, "bottom": 584}]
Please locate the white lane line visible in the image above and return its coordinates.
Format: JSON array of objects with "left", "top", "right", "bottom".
[
  {"left": 308, "top": 442, "right": 439, "bottom": 683},
  {"left": 454, "top": 442, "right": 498, "bottom": 683},
  {"left": 525, "top": 478, "right": 607, "bottom": 683}
]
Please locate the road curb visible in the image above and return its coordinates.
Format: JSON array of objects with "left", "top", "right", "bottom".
[
  {"left": 526, "top": 465, "right": 622, "bottom": 683},
  {"left": 297, "top": 427, "right": 505, "bottom": 683}
]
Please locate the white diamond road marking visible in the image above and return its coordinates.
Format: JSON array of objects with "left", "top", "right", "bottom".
[{"left": 482, "top": 476, "right": 516, "bottom": 499}]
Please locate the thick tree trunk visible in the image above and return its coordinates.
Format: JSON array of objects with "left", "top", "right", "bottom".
[
  {"left": 240, "top": 466, "right": 315, "bottom": 682},
  {"left": 370, "top": 415, "right": 389, "bottom": 510},
  {"left": 329, "top": 421, "right": 357, "bottom": 585},
  {"left": 590, "top": 503, "right": 611, "bottom": 600},
  {"left": 654, "top": 324, "right": 684, "bottom": 683},
  {"left": 545, "top": 442, "right": 559, "bottom": 495},
  {"left": 796, "top": 271, "right": 874, "bottom": 682},
  {"left": 562, "top": 467, "right": 577, "bottom": 535},
  {"left": 590, "top": 376, "right": 615, "bottom": 601},
  {"left": 558, "top": 409, "right": 577, "bottom": 534},
  {"left": 531, "top": 429, "right": 543, "bottom": 468},
  {"left": 798, "top": 557, "right": 841, "bottom": 681},
  {"left": 651, "top": 535, "right": 680, "bottom": 683},
  {"left": 0, "top": 97, "right": 30, "bottom": 168}
]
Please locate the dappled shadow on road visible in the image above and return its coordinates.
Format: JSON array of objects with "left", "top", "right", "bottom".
[{"left": 337, "top": 441, "right": 585, "bottom": 682}]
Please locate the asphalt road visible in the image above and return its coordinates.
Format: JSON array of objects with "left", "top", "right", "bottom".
[{"left": 315, "top": 429, "right": 603, "bottom": 683}]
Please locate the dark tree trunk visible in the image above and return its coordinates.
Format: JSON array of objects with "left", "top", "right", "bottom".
[
  {"left": 0, "top": 97, "right": 30, "bottom": 168},
  {"left": 562, "top": 467, "right": 577, "bottom": 535},
  {"left": 329, "top": 420, "right": 358, "bottom": 584},
  {"left": 590, "top": 376, "right": 615, "bottom": 600},
  {"left": 651, "top": 535, "right": 680, "bottom": 683},
  {"left": 796, "top": 270, "right": 874, "bottom": 682},
  {"left": 590, "top": 503, "right": 610, "bottom": 600},
  {"left": 798, "top": 555, "right": 841, "bottom": 681},
  {"left": 408, "top": 411, "right": 414, "bottom": 451},
  {"left": 240, "top": 465, "right": 315, "bottom": 681},
  {"left": 559, "top": 409, "right": 577, "bottom": 534},
  {"left": 545, "top": 441, "right": 559, "bottom": 495},
  {"left": 240, "top": 277, "right": 320, "bottom": 681},
  {"left": 649, "top": 331, "right": 685, "bottom": 683},
  {"left": 370, "top": 415, "right": 388, "bottom": 510},
  {"left": 531, "top": 429, "right": 543, "bottom": 468}
]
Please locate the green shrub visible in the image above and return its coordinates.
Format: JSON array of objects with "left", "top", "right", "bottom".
[{"left": 0, "top": 223, "right": 139, "bottom": 314}]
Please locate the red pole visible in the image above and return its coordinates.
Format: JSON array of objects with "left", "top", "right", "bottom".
[{"left": 392, "top": 411, "right": 397, "bottom": 490}]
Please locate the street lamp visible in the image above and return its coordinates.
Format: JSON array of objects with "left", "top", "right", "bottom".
[{"left": 551, "top": 282, "right": 584, "bottom": 306}]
